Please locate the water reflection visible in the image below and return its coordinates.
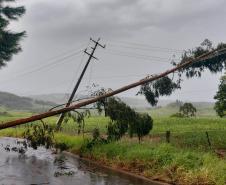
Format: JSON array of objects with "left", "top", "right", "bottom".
[{"left": 0, "top": 137, "right": 155, "bottom": 185}]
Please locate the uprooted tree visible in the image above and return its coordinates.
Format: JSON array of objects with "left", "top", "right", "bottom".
[{"left": 0, "top": 0, "right": 26, "bottom": 68}]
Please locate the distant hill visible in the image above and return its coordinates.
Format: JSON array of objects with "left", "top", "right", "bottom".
[
  {"left": 30, "top": 93, "right": 71, "bottom": 104},
  {"left": 0, "top": 91, "right": 56, "bottom": 112},
  {"left": 29, "top": 93, "right": 172, "bottom": 108},
  {"left": 120, "top": 97, "right": 172, "bottom": 108},
  {"left": 28, "top": 93, "right": 216, "bottom": 116},
  {"left": 150, "top": 100, "right": 216, "bottom": 117},
  {"left": 0, "top": 91, "right": 216, "bottom": 117}
]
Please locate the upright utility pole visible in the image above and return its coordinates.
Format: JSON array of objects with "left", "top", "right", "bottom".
[{"left": 56, "top": 38, "right": 105, "bottom": 130}]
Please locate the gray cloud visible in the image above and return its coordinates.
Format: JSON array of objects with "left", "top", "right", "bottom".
[
  {"left": 1, "top": 0, "right": 226, "bottom": 102},
  {"left": 20, "top": 0, "right": 226, "bottom": 42}
]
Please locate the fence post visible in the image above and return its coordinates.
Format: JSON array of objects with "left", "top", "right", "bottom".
[
  {"left": 205, "top": 131, "right": 211, "bottom": 148},
  {"left": 166, "top": 131, "right": 170, "bottom": 143}
]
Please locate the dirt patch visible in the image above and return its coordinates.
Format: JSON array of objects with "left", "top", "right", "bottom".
[{"left": 215, "top": 149, "right": 226, "bottom": 159}]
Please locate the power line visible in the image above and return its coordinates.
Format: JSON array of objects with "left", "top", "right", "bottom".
[
  {"left": 108, "top": 41, "right": 184, "bottom": 53},
  {"left": 0, "top": 50, "right": 83, "bottom": 84},
  {"left": 84, "top": 73, "right": 148, "bottom": 80},
  {"left": 102, "top": 50, "right": 172, "bottom": 63},
  {"left": 1, "top": 45, "right": 224, "bottom": 129},
  {"left": 37, "top": 42, "right": 87, "bottom": 63},
  {"left": 106, "top": 48, "right": 175, "bottom": 60},
  {"left": 108, "top": 44, "right": 183, "bottom": 54}
]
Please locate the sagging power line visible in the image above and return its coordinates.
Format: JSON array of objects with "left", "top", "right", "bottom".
[
  {"left": 1, "top": 46, "right": 226, "bottom": 130},
  {"left": 102, "top": 50, "right": 173, "bottom": 64},
  {"left": 107, "top": 41, "right": 184, "bottom": 53},
  {"left": 0, "top": 49, "right": 83, "bottom": 85}
]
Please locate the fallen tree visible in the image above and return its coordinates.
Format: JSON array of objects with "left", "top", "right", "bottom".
[{"left": 0, "top": 42, "right": 226, "bottom": 130}]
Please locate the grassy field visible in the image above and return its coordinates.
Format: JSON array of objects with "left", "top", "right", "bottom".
[
  {"left": 1, "top": 110, "right": 226, "bottom": 151},
  {"left": 0, "top": 109, "right": 226, "bottom": 184}
]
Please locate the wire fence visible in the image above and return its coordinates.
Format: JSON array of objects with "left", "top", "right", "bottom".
[
  {"left": 3, "top": 115, "right": 226, "bottom": 151},
  {"left": 58, "top": 121, "right": 226, "bottom": 150}
]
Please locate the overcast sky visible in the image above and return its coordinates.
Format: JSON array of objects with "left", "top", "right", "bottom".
[{"left": 0, "top": 0, "right": 226, "bottom": 102}]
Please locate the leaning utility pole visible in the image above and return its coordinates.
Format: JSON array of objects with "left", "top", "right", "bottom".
[
  {"left": 1, "top": 47, "right": 226, "bottom": 130},
  {"left": 56, "top": 38, "right": 105, "bottom": 130}
]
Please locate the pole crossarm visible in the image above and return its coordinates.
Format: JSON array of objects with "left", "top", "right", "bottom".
[
  {"left": 0, "top": 48, "right": 226, "bottom": 130},
  {"left": 90, "top": 38, "right": 106, "bottom": 48},
  {"left": 84, "top": 49, "right": 98, "bottom": 60},
  {"left": 55, "top": 38, "right": 105, "bottom": 130}
]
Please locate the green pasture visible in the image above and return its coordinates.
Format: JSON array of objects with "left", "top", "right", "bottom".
[{"left": 0, "top": 109, "right": 226, "bottom": 185}]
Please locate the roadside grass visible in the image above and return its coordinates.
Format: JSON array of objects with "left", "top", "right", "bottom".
[
  {"left": 0, "top": 127, "right": 24, "bottom": 137},
  {"left": 54, "top": 133, "right": 89, "bottom": 153},
  {"left": 83, "top": 140, "right": 226, "bottom": 185},
  {"left": 48, "top": 116, "right": 109, "bottom": 135},
  {"left": 0, "top": 112, "right": 226, "bottom": 184},
  {"left": 1, "top": 114, "right": 226, "bottom": 150}
]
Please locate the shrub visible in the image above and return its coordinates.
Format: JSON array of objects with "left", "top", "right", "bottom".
[{"left": 170, "top": 112, "right": 185, "bottom": 118}]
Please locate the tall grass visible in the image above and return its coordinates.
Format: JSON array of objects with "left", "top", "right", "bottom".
[
  {"left": 0, "top": 112, "right": 226, "bottom": 184},
  {"left": 83, "top": 140, "right": 226, "bottom": 185}
]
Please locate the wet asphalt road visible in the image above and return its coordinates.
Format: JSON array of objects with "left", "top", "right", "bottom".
[{"left": 0, "top": 137, "right": 156, "bottom": 185}]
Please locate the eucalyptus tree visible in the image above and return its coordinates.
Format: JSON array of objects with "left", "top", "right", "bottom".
[
  {"left": 179, "top": 103, "right": 197, "bottom": 117},
  {"left": 214, "top": 73, "right": 226, "bottom": 117},
  {"left": 105, "top": 97, "right": 153, "bottom": 142},
  {"left": 138, "top": 40, "right": 226, "bottom": 106}
]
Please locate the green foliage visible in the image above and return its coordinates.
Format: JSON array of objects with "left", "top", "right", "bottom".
[
  {"left": 106, "top": 97, "right": 153, "bottom": 142},
  {"left": 0, "top": 0, "right": 26, "bottom": 68},
  {"left": 139, "top": 39, "right": 226, "bottom": 106},
  {"left": 170, "top": 112, "right": 185, "bottom": 118},
  {"left": 83, "top": 141, "right": 226, "bottom": 185},
  {"left": 90, "top": 85, "right": 113, "bottom": 116},
  {"left": 92, "top": 127, "right": 100, "bottom": 140},
  {"left": 180, "top": 40, "right": 226, "bottom": 78},
  {"left": 80, "top": 128, "right": 108, "bottom": 154},
  {"left": 94, "top": 89, "right": 108, "bottom": 115},
  {"left": 107, "top": 120, "right": 128, "bottom": 141},
  {"left": 138, "top": 76, "right": 181, "bottom": 106},
  {"left": 214, "top": 73, "right": 226, "bottom": 117},
  {"left": 54, "top": 133, "right": 85, "bottom": 152},
  {"left": 23, "top": 121, "right": 55, "bottom": 149},
  {"left": 64, "top": 110, "right": 90, "bottom": 135},
  {"left": 105, "top": 97, "right": 131, "bottom": 140},
  {"left": 129, "top": 113, "right": 153, "bottom": 142},
  {"left": 106, "top": 97, "right": 136, "bottom": 121},
  {"left": 179, "top": 103, "right": 197, "bottom": 117}
]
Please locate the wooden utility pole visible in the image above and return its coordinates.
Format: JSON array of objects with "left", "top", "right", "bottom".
[
  {"left": 0, "top": 47, "right": 226, "bottom": 130},
  {"left": 56, "top": 38, "right": 105, "bottom": 130}
]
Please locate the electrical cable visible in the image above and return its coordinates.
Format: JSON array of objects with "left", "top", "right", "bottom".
[
  {"left": 102, "top": 50, "right": 172, "bottom": 63},
  {"left": 108, "top": 41, "right": 184, "bottom": 53},
  {"left": 0, "top": 50, "right": 83, "bottom": 84}
]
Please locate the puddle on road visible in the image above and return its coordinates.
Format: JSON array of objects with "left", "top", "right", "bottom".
[{"left": 0, "top": 137, "right": 157, "bottom": 185}]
